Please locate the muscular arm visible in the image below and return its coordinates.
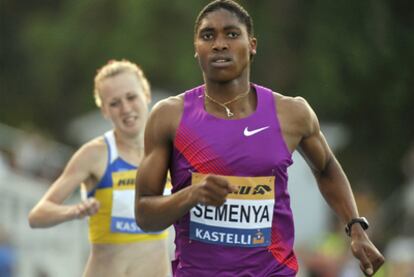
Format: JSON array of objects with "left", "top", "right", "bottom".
[
  {"left": 297, "top": 105, "right": 358, "bottom": 224},
  {"left": 135, "top": 97, "right": 235, "bottom": 231},
  {"left": 28, "top": 142, "right": 101, "bottom": 228},
  {"left": 135, "top": 97, "right": 196, "bottom": 231},
  {"left": 295, "top": 97, "right": 384, "bottom": 276}
]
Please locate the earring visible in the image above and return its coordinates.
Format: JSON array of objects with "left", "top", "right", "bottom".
[
  {"left": 194, "top": 53, "right": 198, "bottom": 58},
  {"left": 251, "top": 49, "right": 257, "bottom": 55}
]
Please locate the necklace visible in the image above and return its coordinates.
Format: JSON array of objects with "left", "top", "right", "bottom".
[{"left": 204, "top": 87, "right": 251, "bottom": 117}]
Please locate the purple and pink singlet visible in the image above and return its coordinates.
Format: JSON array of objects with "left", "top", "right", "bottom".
[{"left": 170, "top": 84, "right": 298, "bottom": 277}]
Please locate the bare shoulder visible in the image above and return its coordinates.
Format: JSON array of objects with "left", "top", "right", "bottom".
[
  {"left": 147, "top": 94, "right": 184, "bottom": 140},
  {"left": 68, "top": 136, "right": 107, "bottom": 175},
  {"left": 274, "top": 93, "right": 313, "bottom": 120},
  {"left": 151, "top": 94, "right": 184, "bottom": 116},
  {"left": 46, "top": 135, "right": 109, "bottom": 195},
  {"left": 273, "top": 92, "right": 318, "bottom": 138},
  {"left": 78, "top": 136, "right": 107, "bottom": 161}
]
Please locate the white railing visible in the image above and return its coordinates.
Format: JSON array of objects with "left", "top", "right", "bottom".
[{"left": 0, "top": 169, "right": 89, "bottom": 277}]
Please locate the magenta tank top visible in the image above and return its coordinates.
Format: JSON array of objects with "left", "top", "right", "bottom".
[{"left": 171, "top": 84, "right": 298, "bottom": 276}]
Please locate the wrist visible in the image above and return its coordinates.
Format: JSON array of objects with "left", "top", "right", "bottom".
[
  {"left": 350, "top": 223, "right": 366, "bottom": 238},
  {"left": 184, "top": 185, "right": 200, "bottom": 208},
  {"left": 68, "top": 204, "right": 80, "bottom": 220},
  {"left": 345, "top": 217, "right": 369, "bottom": 237}
]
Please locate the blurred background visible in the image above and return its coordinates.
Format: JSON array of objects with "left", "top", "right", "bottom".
[{"left": 1, "top": 0, "right": 413, "bottom": 276}]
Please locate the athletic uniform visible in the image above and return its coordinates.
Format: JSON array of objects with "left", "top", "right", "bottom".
[
  {"left": 171, "top": 84, "right": 298, "bottom": 276},
  {"left": 86, "top": 130, "right": 167, "bottom": 244}
]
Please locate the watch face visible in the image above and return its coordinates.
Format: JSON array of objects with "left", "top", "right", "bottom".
[{"left": 360, "top": 217, "right": 369, "bottom": 228}]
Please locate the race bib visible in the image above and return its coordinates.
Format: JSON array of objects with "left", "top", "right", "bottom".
[
  {"left": 189, "top": 173, "right": 275, "bottom": 247},
  {"left": 110, "top": 170, "right": 145, "bottom": 234}
]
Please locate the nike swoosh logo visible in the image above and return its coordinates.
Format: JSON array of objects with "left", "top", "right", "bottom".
[{"left": 243, "top": 126, "right": 270, "bottom": 137}]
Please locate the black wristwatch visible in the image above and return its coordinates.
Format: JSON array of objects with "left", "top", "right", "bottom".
[{"left": 345, "top": 217, "right": 369, "bottom": 236}]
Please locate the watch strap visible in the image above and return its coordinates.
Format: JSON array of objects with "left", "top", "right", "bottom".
[{"left": 345, "top": 217, "right": 369, "bottom": 236}]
